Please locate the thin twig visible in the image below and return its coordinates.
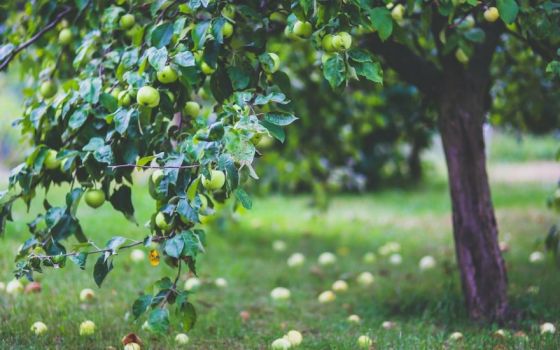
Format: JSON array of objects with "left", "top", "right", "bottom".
[
  {"left": 109, "top": 163, "right": 199, "bottom": 170},
  {"left": 0, "top": 6, "right": 72, "bottom": 71}
]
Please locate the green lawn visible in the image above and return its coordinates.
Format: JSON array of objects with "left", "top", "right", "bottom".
[{"left": 0, "top": 179, "right": 559, "bottom": 349}]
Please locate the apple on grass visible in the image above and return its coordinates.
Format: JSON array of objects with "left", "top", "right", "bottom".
[
  {"left": 175, "top": 333, "right": 189, "bottom": 345},
  {"left": 79, "top": 288, "right": 95, "bottom": 302},
  {"left": 79, "top": 320, "right": 96, "bottom": 336},
  {"left": 124, "top": 343, "right": 141, "bottom": 350},
  {"left": 31, "top": 321, "right": 48, "bottom": 336},
  {"left": 85, "top": 189, "right": 105, "bottom": 209},
  {"left": 357, "top": 335, "right": 373, "bottom": 348}
]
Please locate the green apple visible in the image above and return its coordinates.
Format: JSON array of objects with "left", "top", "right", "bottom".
[
  {"left": 58, "top": 28, "right": 73, "bottom": 45},
  {"left": 184, "top": 101, "right": 201, "bottom": 117},
  {"left": 155, "top": 212, "right": 171, "bottom": 231},
  {"left": 120, "top": 14, "right": 135, "bottom": 30},
  {"left": 269, "top": 12, "right": 286, "bottom": 23},
  {"left": 40, "top": 81, "right": 57, "bottom": 99},
  {"left": 137, "top": 86, "right": 160, "bottom": 107},
  {"left": 293, "top": 20, "right": 312, "bottom": 38},
  {"left": 484, "top": 7, "right": 499, "bottom": 22},
  {"left": 115, "top": 0, "right": 127, "bottom": 4},
  {"left": 198, "top": 195, "right": 208, "bottom": 212},
  {"left": 200, "top": 62, "right": 216, "bottom": 75},
  {"left": 151, "top": 169, "right": 164, "bottom": 184},
  {"left": 338, "top": 32, "right": 352, "bottom": 50},
  {"left": 222, "top": 22, "right": 234, "bottom": 39},
  {"left": 262, "top": 52, "right": 280, "bottom": 74},
  {"left": 455, "top": 48, "right": 469, "bottom": 64},
  {"left": 84, "top": 189, "right": 105, "bottom": 209},
  {"left": 110, "top": 87, "right": 122, "bottom": 99},
  {"left": 117, "top": 91, "right": 131, "bottom": 107},
  {"left": 157, "top": 66, "right": 178, "bottom": 84},
  {"left": 44, "top": 150, "right": 61, "bottom": 170},
  {"left": 331, "top": 34, "right": 344, "bottom": 51},
  {"left": 321, "top": 34, "right": 336, "bottom": 52},
  {"left": 391, "top": 4, "right": 405, "bottom": 21},
  {"left": 201, "top": 170, "right": 226, "bottom": 190},
  {"left": 222, "top": 4, "right": 236, "bottom": 18}
]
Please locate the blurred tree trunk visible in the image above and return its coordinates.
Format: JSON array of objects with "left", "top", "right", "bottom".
[
  {"left": 437, "top": 72, "right": 508, "bottom": 322},
  {"left": 407, "top": 139, "right": 423, "bottom": 182}
]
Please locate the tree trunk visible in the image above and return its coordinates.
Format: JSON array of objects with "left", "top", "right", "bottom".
[
  {"left": 438, "top": 74, "right": 509, "bottom": 322},
  {"left": 407, "top": 139, "right": 423, "bottom": 182}
]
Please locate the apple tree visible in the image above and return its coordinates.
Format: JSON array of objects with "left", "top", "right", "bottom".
[{"left": 1, "top": 0, "right": 559, "bottom": 328}]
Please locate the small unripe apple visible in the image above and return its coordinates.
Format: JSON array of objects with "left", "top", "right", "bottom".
[
  {"left": 198, "top": 195, "right": 208, "bottom": 212},
  {"left": 115, "top": 0, "right": 127, "bottom": 4},
  {"left": 184, "top": 101, "right": 201, "bottom": 117},
  {"left": 79, "top": 288, "right": 95, "bottom": 302},
  {"left": 120, "top": 14, "right": 135, "bottom": 30},
  {"left": 269, "top": 12, "right": 286, "bottom": 23},
  {"left": 58, "top": 28, "right": 73, "bottom": 45},
  {"left": 79, "top": 320, "right": 96, "bottom": 336},
  {"left": 118, "top": 91, "right": 132, "bottom": 107},
  {"left": 331, "top": 35, "right": 344, "bottom": 51},
  {"left": 271, "top": 338, "right": 291, "bottom": 350},
  {"left": 31, "top": 321, "right": 48, "bottom": 336},
  {"left": 222, "top": 22, "right": 234, "bottom": 39},
  {"left": 157, "top": 66, "right": 178, "bottom": 84},
  {"left": 44, "top": 150, "right": 61, "bottom": 170},
  {"left": 321, "top": 34, "right": 336, "bottom": 52},
  {"left": 317, "top": 290, "right": 336, "bottom": 303},
  {"left": 293, "top": 20, "right": 312, "bottom": 38},
  {"left": 85, "top": 189, "right": 105, "bottom": 208},
  {"left": 40, "top": 81, "right": 57, "bottom": 99},
  {"left": 130, "top": 249, "right": 146, "bottom": 262},
  {"left": 152, "top": 169, "right": 164, "bottom": 184},
  {"left": 110, "top": 87, "right": 122, "bottom": 99},
  {"left": 284, "top": 330, "right": 303, "bottom": 346},
  {"left": 137, "top": 86, "right": 160, "bottom": 107},
  {"left": 262, "top": 52, "right": 280, "bottom": 74},
  {"left": 6, "top": 279, "right": 23, "bottom": 295},
  {"left": 484, "top": 7, "right": 500, "bottom": 22},
  {"left": 455, "top": 48, "right": 469, "bottom": 64},
  {"left": 200, "top": 62, "right": 216, "bottom": 75},
  {"left": 338, "top": 32, "right": 352, "bottom": 50},
  {"left": 391, "top": 4, "right": 405, "bottom": 21},
  {"left": 155, "top": 212, "right": 171, "bottom": 231},
  {"left": 201, "top": 170, "right": 226, "bottom": 190}
]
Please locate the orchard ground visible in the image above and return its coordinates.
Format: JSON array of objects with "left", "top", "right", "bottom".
[{"left": 1, "top": 145, "right": 560, "bottom": 349}]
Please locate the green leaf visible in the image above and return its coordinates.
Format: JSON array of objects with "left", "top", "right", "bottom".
[
  {"left": 323, "top": 54, "right": 346, "bottom": 88},
  {"left": 93, "top": 255, "right": 113, "bottom": 287},
  {"left": 151, "top": 22, "right": 174, "bottom": 48},
  {"left": 260, "top": 120, "right": 285, "bottom": 143},
  {"left": 177, "top": 302, "right": 197, "bottom": 332},
  {"left": 263, "top": 112, "right": 298, "bottom": 126},
  {"left": 109, "top": 186, "right": 136, "bottom": 223},
  {"left": 352, "top": 61, "right": 383, "bottom": 84},
  {"left": 147, "top": 46, "right": 168, "bottom": 71},
  {"left": 105, "top": 236, "right": 126, "bottom": 253},
  {"left": 174, "top": 51, "right": 195, "bottom": 67},
  {"left": 99, "top": 93, "right": 118, "bottom": 113},
  {"left": 177, "top": 199, "right": 199, "bottom": 224},
  {"left": 79, "top": 78, "right": 102, "bottom": 104},
  {"left": 132, "top": 294, "right": 153, "bottom": 319},
  {"left": 368, "top": 8, "right": 393, "bottom": 41},
  {"left": 235, "top": 188, "right": 252, "bottom": 209},
  {"left": 348, "top": 49, "right": 374, "bottom": 63},
  {"left": 463, "top": 28, "right": 486, "bottom": 43},
  {"left": 497, "top": 0, "right": 519, "bottom": 24},
  {"left": 164, "top": 234, "right": 185, "bottom": 258},
  {"left": 69, "top": 252, "right": 87, "bottom": 270},
  {"left": 148, "top": 308, "right": 170, "bottom": 333}
]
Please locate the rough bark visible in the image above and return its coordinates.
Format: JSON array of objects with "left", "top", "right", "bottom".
[{"left": 438, "top": 73, "right": 509, "bottom": 322}]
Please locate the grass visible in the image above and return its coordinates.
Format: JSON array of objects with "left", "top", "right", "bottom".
[
  {"left": 488, "top": 131, "right": 559, "bottom": 163},
  {"left": 0, "top": 177, "right": 559, "bottom": 349}
]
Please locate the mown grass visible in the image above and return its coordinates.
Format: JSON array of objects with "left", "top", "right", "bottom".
[{"left": 0, "top": 177, "right": 559, "bottom": 349}]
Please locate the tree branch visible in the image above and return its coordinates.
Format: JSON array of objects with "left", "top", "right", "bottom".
[
  {"left": 364, "top": 34, "right": 443, "bottom": 98},
  {"left": 109, "top": 164, "right": 199, "bottom": 170},
  {"left": 0, "top": 6, "right": 72, "bottom": 71}
]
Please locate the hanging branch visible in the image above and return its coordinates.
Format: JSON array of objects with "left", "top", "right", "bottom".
[{"left": 0, "top": 6, "right": 72, "bottom": 71}]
